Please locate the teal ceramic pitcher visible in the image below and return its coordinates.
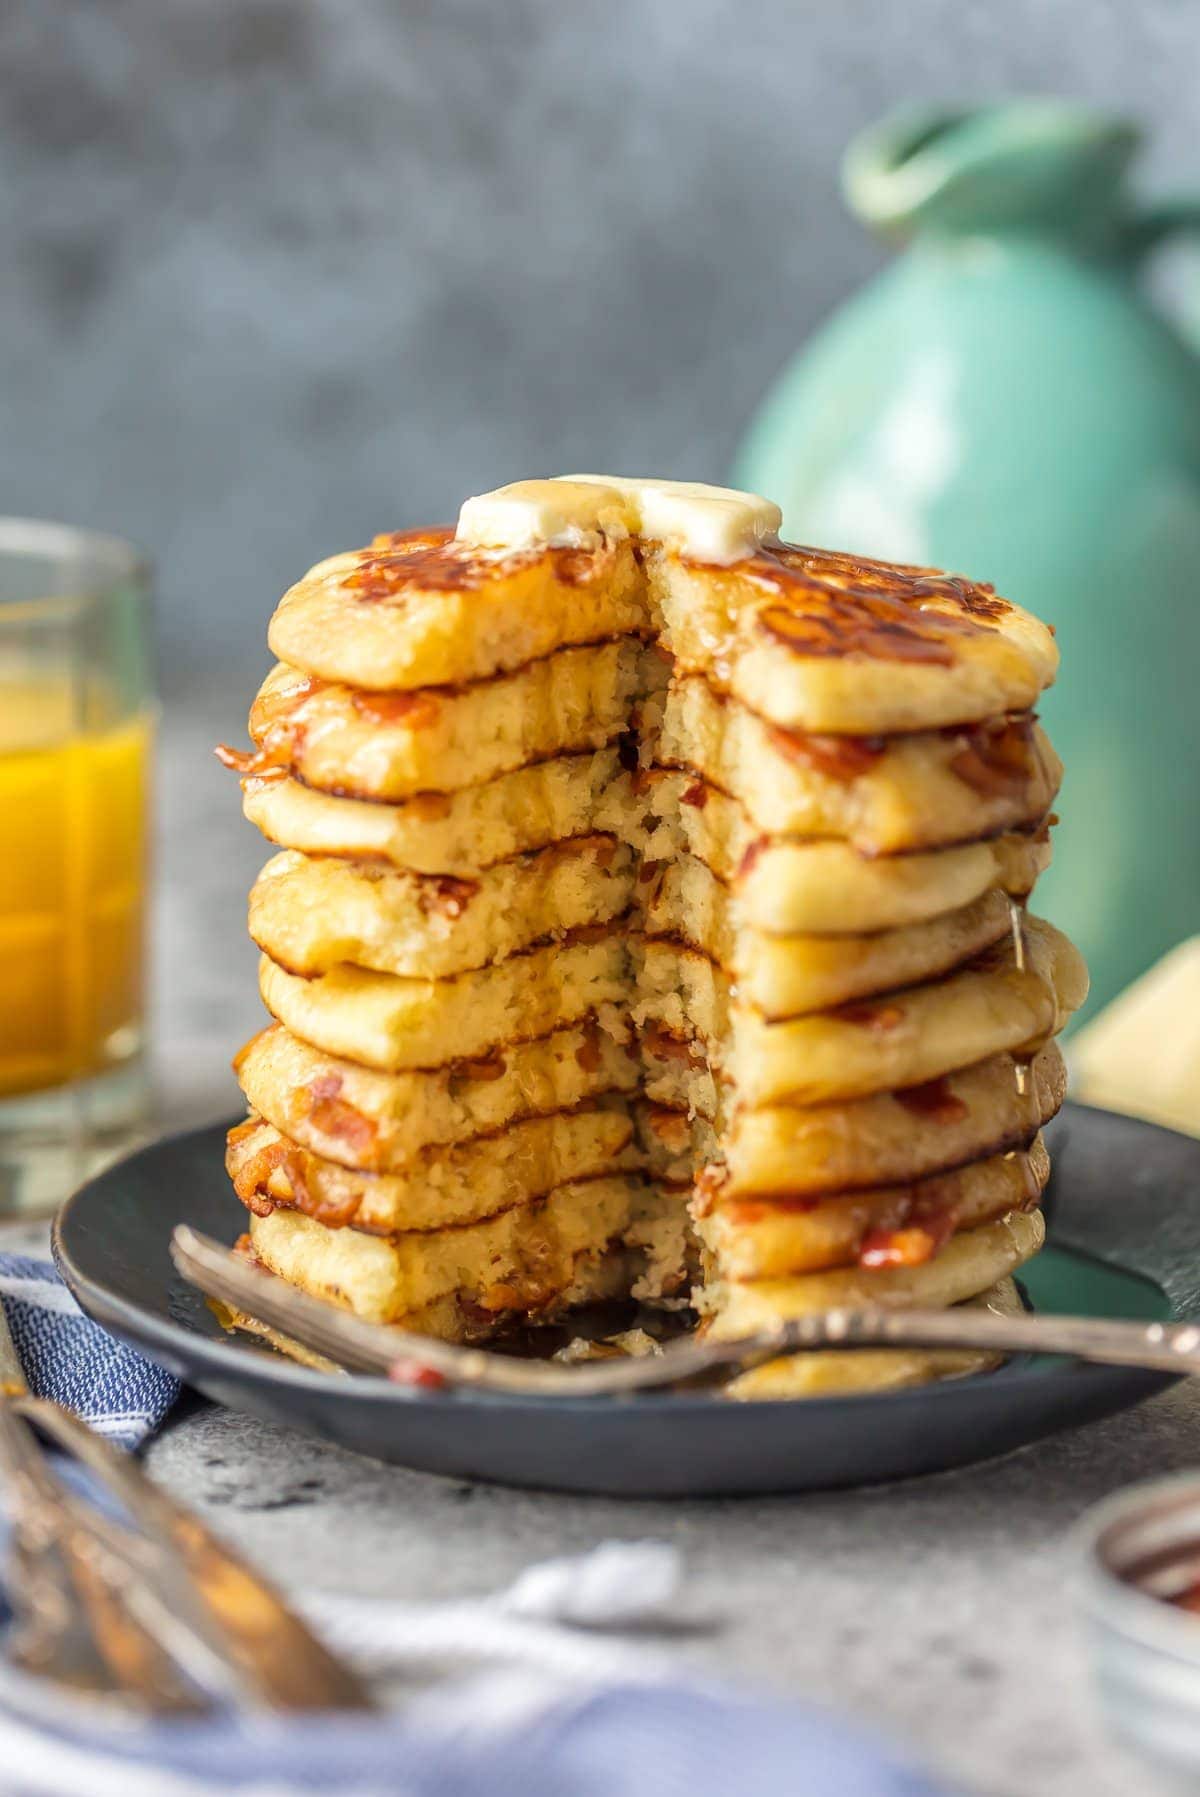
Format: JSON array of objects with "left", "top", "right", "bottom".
[{"left": 734, "top": 101, "right": 1200, "bottom": 1017}]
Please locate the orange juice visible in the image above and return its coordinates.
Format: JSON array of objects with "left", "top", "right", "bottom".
[{"left": 0, "top": 681, "right": 152, "bottom": 1098}]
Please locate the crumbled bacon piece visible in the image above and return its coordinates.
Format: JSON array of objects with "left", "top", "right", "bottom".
[
  {"left": 390, "top": 1360, "right": 447, "bottom": 1390},
  {"left": 834, "top": 1001, "right": 905, "bottom": 1031},
  {"left": 307, "top": 1095, "right": 377, "bottom": 1159},
  {"left": 640, "top": 1023, "right": 705, "bottom": 1068},
  {"left": 644, "top": 1107, "right": 691, "bottom": 1152},
  {"left": 418, "top": 875, "right": 479, "bottom": 919},
  {"left": 948, "top": 716, "right": 1034, "bottom": 796},
  {"left": 767, "top": 727, "right": 887, "bottom": 782},
  {"left": 894, "top": 1077, "right": 969, "bottom": 1125},
  {"left": 350, "top": 689, "right": 443, "bottom": 728}
]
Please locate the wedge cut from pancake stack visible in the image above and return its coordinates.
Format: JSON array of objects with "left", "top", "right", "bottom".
[{"left": 219, "top": 475, "right": 1087, "bottom": 1397}]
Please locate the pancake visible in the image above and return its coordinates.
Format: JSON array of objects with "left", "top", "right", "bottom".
[
  {"left": 695, "top": 1137, "right": 1048, "bottom": 1280},
  {"left": 283, "top": 482, "right": 1056, "bottom": 732},
  {"left": 636, "top": 915, "right": 1086, "bottom": 1105},
  {"left": 645, "top": 858, "right": 1015, "bottom": 1016},
  {"left": 704, "top": 1209, "right": 1045, "bottom": 1332},
  {"left": 641, "top": 770, "right": 1051, "bottom": 932},
  {"left": 269, "top": 527, "right": 649, "bottom": 692},
  {"left": 649, "top": 676, "right": 1060, "bottom": 852},
  {"left": 724, "top": 1276, "right": 1024, "bottom": 1399},
  {"left": 227, "top": 1104, "right": 638, "bottom": 1233},
  {"left": 248, "top": 639, "right": 665, "bottom": 799},
  {"left": 722, "top": 1043, "right": 1066, "bottom": 1196},
  {"left": 241, "top": 749, "right": 634, "bottom": 876},
  {"left": 235, "top": 1020, "right": 639, "bottom": 1172},
  {"left": 247, "top": 1174, "right": 646, "bottom": 1329},
  {"left": 259, "top": 930, "right": 631, "bottom": 1071},
  {"left": 249, "top": 836, "right": 634, "bottom": 979}
]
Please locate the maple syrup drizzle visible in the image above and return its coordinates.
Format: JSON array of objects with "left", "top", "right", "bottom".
[{"left": 1007, "top": 895, "right": 1029, "bottom": 1095}]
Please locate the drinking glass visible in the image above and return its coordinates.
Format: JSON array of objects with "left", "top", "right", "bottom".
[{"left": 0, "top": 520, "right": 154, "bottom": 1215}]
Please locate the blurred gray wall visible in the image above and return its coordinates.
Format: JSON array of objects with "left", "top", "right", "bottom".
[{"left": 3, "top": 0, "right": 1198, "bottom": 684}]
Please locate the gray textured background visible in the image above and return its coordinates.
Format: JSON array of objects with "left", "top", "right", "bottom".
[{"left": 2, "top": 0, "right": 1198, "bottom": 680}]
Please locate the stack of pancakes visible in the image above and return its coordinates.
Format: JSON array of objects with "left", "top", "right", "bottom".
[{"left": 221, "top": 476, "right": 1087, "bottom": 1396}]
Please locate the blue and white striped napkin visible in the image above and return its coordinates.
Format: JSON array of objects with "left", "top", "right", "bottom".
[
  {"left": 0, "top": 1253, "right": 178, "bottom": 1447},
  {"left": 0, "top": 1253, "right": 950, "bottom": 1797}
]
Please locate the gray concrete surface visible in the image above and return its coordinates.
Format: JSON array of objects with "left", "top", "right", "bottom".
[
  {"left": 3, "top": 1, "right": 1200, "bottom": 681},
  {"left": 95, "top": 689, "right": 1200, "bottom": 1796}
]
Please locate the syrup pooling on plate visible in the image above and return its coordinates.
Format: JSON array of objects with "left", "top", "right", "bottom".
[{"left": 218, "top": 474, "right": 1085, "bottom": 1395}]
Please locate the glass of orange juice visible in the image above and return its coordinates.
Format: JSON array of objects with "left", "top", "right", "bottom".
[{"left": 0, "top": 520, "right": 154, "bottom": 1214}]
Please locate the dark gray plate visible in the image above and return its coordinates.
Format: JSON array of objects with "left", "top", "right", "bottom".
[{"left": 53, "top": 1103, "right": 1200, "bottom": 1497}]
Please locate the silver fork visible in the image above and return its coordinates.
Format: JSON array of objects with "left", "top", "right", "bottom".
[
  {"left": 172, "top": 1224, "right": 1200, "bottom": 1396},
  {"left": 0, "top": 1299, "right": 372, "bottom": 1711}
]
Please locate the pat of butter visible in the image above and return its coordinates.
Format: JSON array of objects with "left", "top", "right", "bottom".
[
  {"left": 455, "top": 480, "right": 635, "bottom": 553},
  {"left": 1071, "top": 937, "right": 1200, "bottom": 1138},
  {"left": 455, "top": 475, "right": 781, "bottom": 565}
]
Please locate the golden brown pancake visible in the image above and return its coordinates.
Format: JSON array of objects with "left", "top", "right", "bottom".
[
  {"left": 695, "top": 1137, "right": 1049, "bottom": 1279},
  {"left": 227, "top": 1105, "right": 638, "bottom": 1233},
  {"left": 235, "top": 1019, "right": 639, "bottom": 1172}
]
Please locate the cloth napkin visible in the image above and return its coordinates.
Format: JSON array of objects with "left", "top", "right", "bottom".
[{"left": 0, "top": 1254, "right": 951, "bottom": 1797}]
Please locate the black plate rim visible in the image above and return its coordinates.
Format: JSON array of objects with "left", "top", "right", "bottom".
[{"left": 51, "top": 1104, "right": 1184, "bottom": 1422}]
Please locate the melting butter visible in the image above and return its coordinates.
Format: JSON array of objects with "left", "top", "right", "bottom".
[{"left": 455, "top": 475, "right": 781, "bottom": 566}]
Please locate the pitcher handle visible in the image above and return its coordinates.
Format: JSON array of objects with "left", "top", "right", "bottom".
[
  {"left": 1122, "top": 199, "right": 1200, "bottom": 345},
  {"left": 1122, "top": 197, "right": 1200, "bottom": 258}
]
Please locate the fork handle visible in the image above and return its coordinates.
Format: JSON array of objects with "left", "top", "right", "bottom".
[{"left": 771, "top": 1307, "right": 1200, "bottom": 1374}]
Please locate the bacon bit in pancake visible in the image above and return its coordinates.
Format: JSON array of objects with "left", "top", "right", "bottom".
[
  {"left": 834, "top": 1000, "right": 905, "bottom": 1031},
  {"left": 680, "top": 779, "right": 709, "bottom": 809},
  {"left": 283, "top": 1149, "right": 362, "bottom": 1229},
  {"left": 350, "top": 689, "right": 443, "bottom": 729},
  {"left": 638, "top": 858, "right": 664, "bottom": 885},
  {"left": 894, "top": 1077, "right": 969, "bottom": 1125},
  {"left": 307, "top": 1073, "right": 343, "bottom": 1102},
  {"left": 249, "top": 676, "right": 317, "bottom": 746},
  {"left": 574, "top": 1028, "right": 604, "bottom": 1073},
  {"left": 590, "top": 835, "right": 619, "bottom": 871},
  {"left": 229, "top": 1137, "right": 290, "bottom": 1207},
  {"left": 736, "top": 840, "right": 768, "bottom": 881},
  {"left": 418, "top": 875, "right": 479, "bottom": 919},
  {"left": 644, "top": 1107, "right": 692, "bottom": 1153},
  {"left": 949, "top": 716, "right": 1034, "bottom": 796},
  {"left": 407, "top": 790, "right": 454, "bottom": 822},
  {"left": 214, "top": 742, "right": 281, "bottom": 776},
  {"left": 650, "top": 640, "right": 676, "bottom": 666},
  {"left": 859, "top": 1213, "right": 955, "bottom": 1269},
  {"left": 307, "top": 1094, "right": 377, "bottom": 1159},
  {"left": 691, "top": 1164, "right": 729, "bottom": 1218},
  {"left": 640, "top": 1022, "right": 706, "bottom": 1068},
  {"left": 390, "top": 1360, "right": 447, "bottom": 1391},
  {"left": 567, "top": 919, "right": 621, "bottom": 946},
  {"left": 456, "top": 1051, "right": 506, "bottom": 1082},
  {"left": 478, "top": 1277, "right": 561, "bottom": 1313},
  {"left": 767, "top": 726, "right": 887, "bottom": 781}
]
